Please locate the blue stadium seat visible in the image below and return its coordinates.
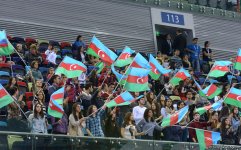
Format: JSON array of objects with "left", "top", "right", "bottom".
[
  {"left": 0, "top": 79, "right": 9, "bottom": 86},
  {"left": 12, "top": 57, "right": 21, "bottom": 64},
  {"left": 12, "top": 65, "right": 25, "bottom": 76},
  {"left": 0, "top": 71, "right": 10, "bottom": 81},
  {"left": 61, "top": 49, "right": 72, "bottom": 57}
]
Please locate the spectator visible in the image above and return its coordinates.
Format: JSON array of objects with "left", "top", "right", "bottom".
[
  {"left": 25, "top": 44, "right": 42, "bottom": 65},
  {"left": 202, "top": 41, "right": 212, "bottom": 63},
  {"left": 51, "top": 112, "right": 68, "bottom": 135},
  {"left": 68, "top": 103, "right": 86, "bottom": 136},
  {"left": 104, "top": 107, "right": 120, "bottom": 138},
  {"left": 48, "top": 75, "right": 61, "bottom": 96},
  {"left": 5, "top": 77, "right": 18, "bottom": 91},
  {"left": 72, "top": 35, "right": 86, "bottom": 50},
  {"left": 178, "top": 101, "right": 189, "bottom": 142},
  {"left": 136, "top": 109, "right": 162, "bottom": 140},
  {"left": 189, "top": 113, "right": 210, "bottom": 143},
  {"left": 12, "top": 43, "right": 25, "bottom": 58},
  {"left": 220, "top": 117, "right": 235, "bottom": 145},
  {"left": 28, "top": 103, "right": 48, "bottom": 134},
  {"left": 7, "top": 86, "right": 22, "bottom": 120},
  {"left": 173, "top": 29, "right": 187, "bottom": 57},
  {"left": 121, "top": 112, "right": 144, "bottom": 139},
  {"left": 33, "top": 90, "right": 46, "bottom": 114},
  {"left": 161, "top": 98, "right": 174, "bottom": 118},
  {"left": 208, "top": 111, "right": 220, "bottom": 132},
  {"left": 182, "top": 54, "right": 191, "bottom": 69},
  {"left": 161, "top": 34, "right": 173, "bottom": 56},
  {"left": 156, "top": 52, "right": 164, "bottom": 64},
  {"left": 29, "top": 60, "right": 43, "bottom": 80},
  {"left": 86, "top": 104, "right": 108, "bottom": 137},
  {"left": 76, "top": 46, "right": 89, "bottom": 64},
  {"left": 45, "top": 44, "right": 58, "bottom": 67},
  {"left": 230, "top": 107, "right": 241, "bottom": 141},
  {"left": 145, "top": 91, "right": 156, "bottom": 108},
  {"left": 186, "top": 38, "right": 201, "bottom": 72},
  {"left": 170, "top": 49, "right": 183, "bottom": 70},
  {"left": 47, "top": 67, "right": 55, "bottom": 80},
  {"left": 133, "top": 97, "right": 147, "bottom": 124}
]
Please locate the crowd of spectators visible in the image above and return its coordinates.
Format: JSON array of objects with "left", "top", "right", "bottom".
[{"left": 0, "top": 31, "right": 241, "bottom": 148}]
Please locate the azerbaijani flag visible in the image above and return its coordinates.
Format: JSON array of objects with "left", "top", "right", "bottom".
[
  {"left": 195, "top": 101, "right": 223, "bottom": 115},
  {"left": 0, "top": 30, "right": 14, "bottom": 56},
  {"left": 130, "top": 53, "right": 151, "bottom": 69},
  {"left": 234, "top": 48, "right": 241, "bottom": 70},
  {"left": 170, "top": 68, "right": 191, "bottom": 86},
  {"left": 202, "top": 84, "right": 222, "bottom": 99},
  {"left": 87, "top": 36, "right": 117, "bottom": 66},
  {"left": 114, "top": 95, "right": 144, "bottom": 107},
  {"left": 0, "top": 84, "right": 14, "bottom": 108},
  {"left": 48, "top": 87, "right": 64, "bottom": 118},
  {"left": 111, "top": 64, "right": 127, "bottom": 85},
  {"left": 114, "top": 46, "right": 135, "bottom": 67},
  {"left": 106, "top": 91, "right": 138, "bottom": 108},
  {"left": 149, "top": 55, "right": 171, "bottom": 80},
  {"left": 224, "top": 87, "right": 241, "bottom": 108},
  {"left": 196, "top": 129, "right": 221, "bottom": 150},
  {"left": 193, "top": 79, "right": 206, "bottom": 97},
  {"left": 161, "top": 105, "right": 189, "bottom": 127},
  {"left": 209, "top": 65, "right": 229, "bottom": 78},
  {"left": 124, "top": 67, "right": 150, "bottom": 92},
  {"left": 55, "top": 56, "right": 87, "bottom": 78},
  {"left": 214, "top": 60, "right": 232, "bottom": 66}
]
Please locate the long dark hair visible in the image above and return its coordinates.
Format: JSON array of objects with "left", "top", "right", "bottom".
[
  {"left": 72, "top": 103, "right": 83, "bottom": 121},
  {"left": 219, "top": 106, "right": 229, "bottom": 122},
  {"left": 232, "top": 107, "right": 239, "bottom": 120},
  {"left": 34, "top": 103, "right": 44, "bottom": 118},
  {"left": 5, "top": 77, "right": 18, "bottom": 90},
  {"left": 76, "top": 35, "right": 82, "bottom": 41},
  {"left": 123, "top": 112, "right": 133, "bottom": 126},
  {"left": 143, "top": 109, "right": 154, "bottom": 122},
  {"left": 220, "top": 117, "right": 230, "bottom": 133}
]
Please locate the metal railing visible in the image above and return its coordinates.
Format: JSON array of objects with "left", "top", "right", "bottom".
[{"left": 0, "top": 131, "right": 240, "bottom": 150}]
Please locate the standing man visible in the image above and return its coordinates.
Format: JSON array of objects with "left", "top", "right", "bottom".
[
  {"left": 133, "top": 97, "right": 147, "bottom": 125},
  {"left": 173, "top": 29, "right": 187, "bottom": 57},
  {"left": 186, "top": 38, "right": 201, "bottom": 72}
]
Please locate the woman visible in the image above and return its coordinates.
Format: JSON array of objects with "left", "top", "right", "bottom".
[
  {"left": 231, "top": 107, "right": 241, "bottom": 142},
  {"left": 208, "top": 111, "right": 220, "bottom": 132},
  {"left": 220, "top": 117, "right": 235, "bottom": 145},
  {"left": 105, "top": 107, "right": 120, "bottom": 138},
  {"left": 30, "top": 60, "right": 43, "bottom": 80},
  {"left": 136, "top": 109, "right": 162, "bottom": 140},
  {"left": 145, "top": 92, "right": 156, "bottom": 108},
  {"left": 86, "top": 104, "right": 107, "bottom": 137},
  {"left": 5, "top": 77, "right": 18, "bottom": 91},
  {"left": 178, "top": 101, "right": 189, "bottom": 142},
  {"left": 161, "top": 99, "right": 174, "bottom": 118},
  {"left": 33, "top": 90, "right": 46, "bottom": 115},
  {"left": 202, "top": 41, "right": 212, "bottom": 63},
  {"left": 157, "top": 95, "right": 166, "bottom": 110},
  {"left": 150, "top": 102, "right": 161, "bottom": 119},
  {"left": 28, "top": 103, "right": 47, "bottom": 134},
  {"left": 219, "top": 106, "right": 230, "bottom": 122},
  {"left": 51, "top": 112, "right": 68, "bottom": 135},
  {"left": 68, "top": 103, "right": 86, "bottom": 136},
  {"left": 77, "top": 46, "right": 89, "bottom": 64},
  {"left": 182, "top": 54, "right": 191, "bottom": 69},
  {"left": 72, "top": 35, "right": 85, "bottom": 50},
  {"left": 121, "top": 112, "right": 144, "bottom": 139}
]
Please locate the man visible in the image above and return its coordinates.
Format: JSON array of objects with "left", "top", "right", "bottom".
[
  {"left": 186, "top": 38, "right": 201, "bottom": 72},
  {"left": 133, "top": 97, "right": 147, "bottom": 125},
  {"left": 170, "top": 49, "right": 183, "bottom": 70},
  {"left": 48, "top": 75, "right": 61, "bottom": 96},
  {"left": 173, "top": 29, "right": 187, "bottom": 57},
  {"left": 189, "top": 113, "right": 210, "bottom": 143},
  {"left": 161, "top": 34, "right": 173, "bottom": 56}
]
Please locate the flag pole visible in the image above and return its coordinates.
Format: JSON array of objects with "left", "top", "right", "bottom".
[{"left": 202, "top": 64, "right": 215, "bottom": 86}]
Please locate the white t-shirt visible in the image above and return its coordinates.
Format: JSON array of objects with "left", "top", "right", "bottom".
[{"left": 132, "top": 106, "right": 146, "bottom": 124}]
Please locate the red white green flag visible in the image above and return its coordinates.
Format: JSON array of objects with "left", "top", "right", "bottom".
[
  {"left": 209, "top": 65, "right": 229, "bottom": 78},
  {"left": 55, "top": 56, "right": 87, "bottom": 78},
  {"left": 114, "top": 46, "right": 135, "bottom": 67},
  {"left": 0, "top": 84, "right": 14, "bottom": 108},
  {"left": 234, "top": 48, "right": 241, "bottom": 70},
  {"left": 196, "top": 129, "right": 221, "bottom": 150},
  {"left": 224, "top": 87, "right": 241, "bottom": 108},
  {"left": 170, "top": 68, "right": 190, "bottom": 86},
  {"left": 124, "top": 67, "right": 150, "bottom": 92},
  {"left": 161, "top": 105, "right": 189, "bottom": 127}
]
